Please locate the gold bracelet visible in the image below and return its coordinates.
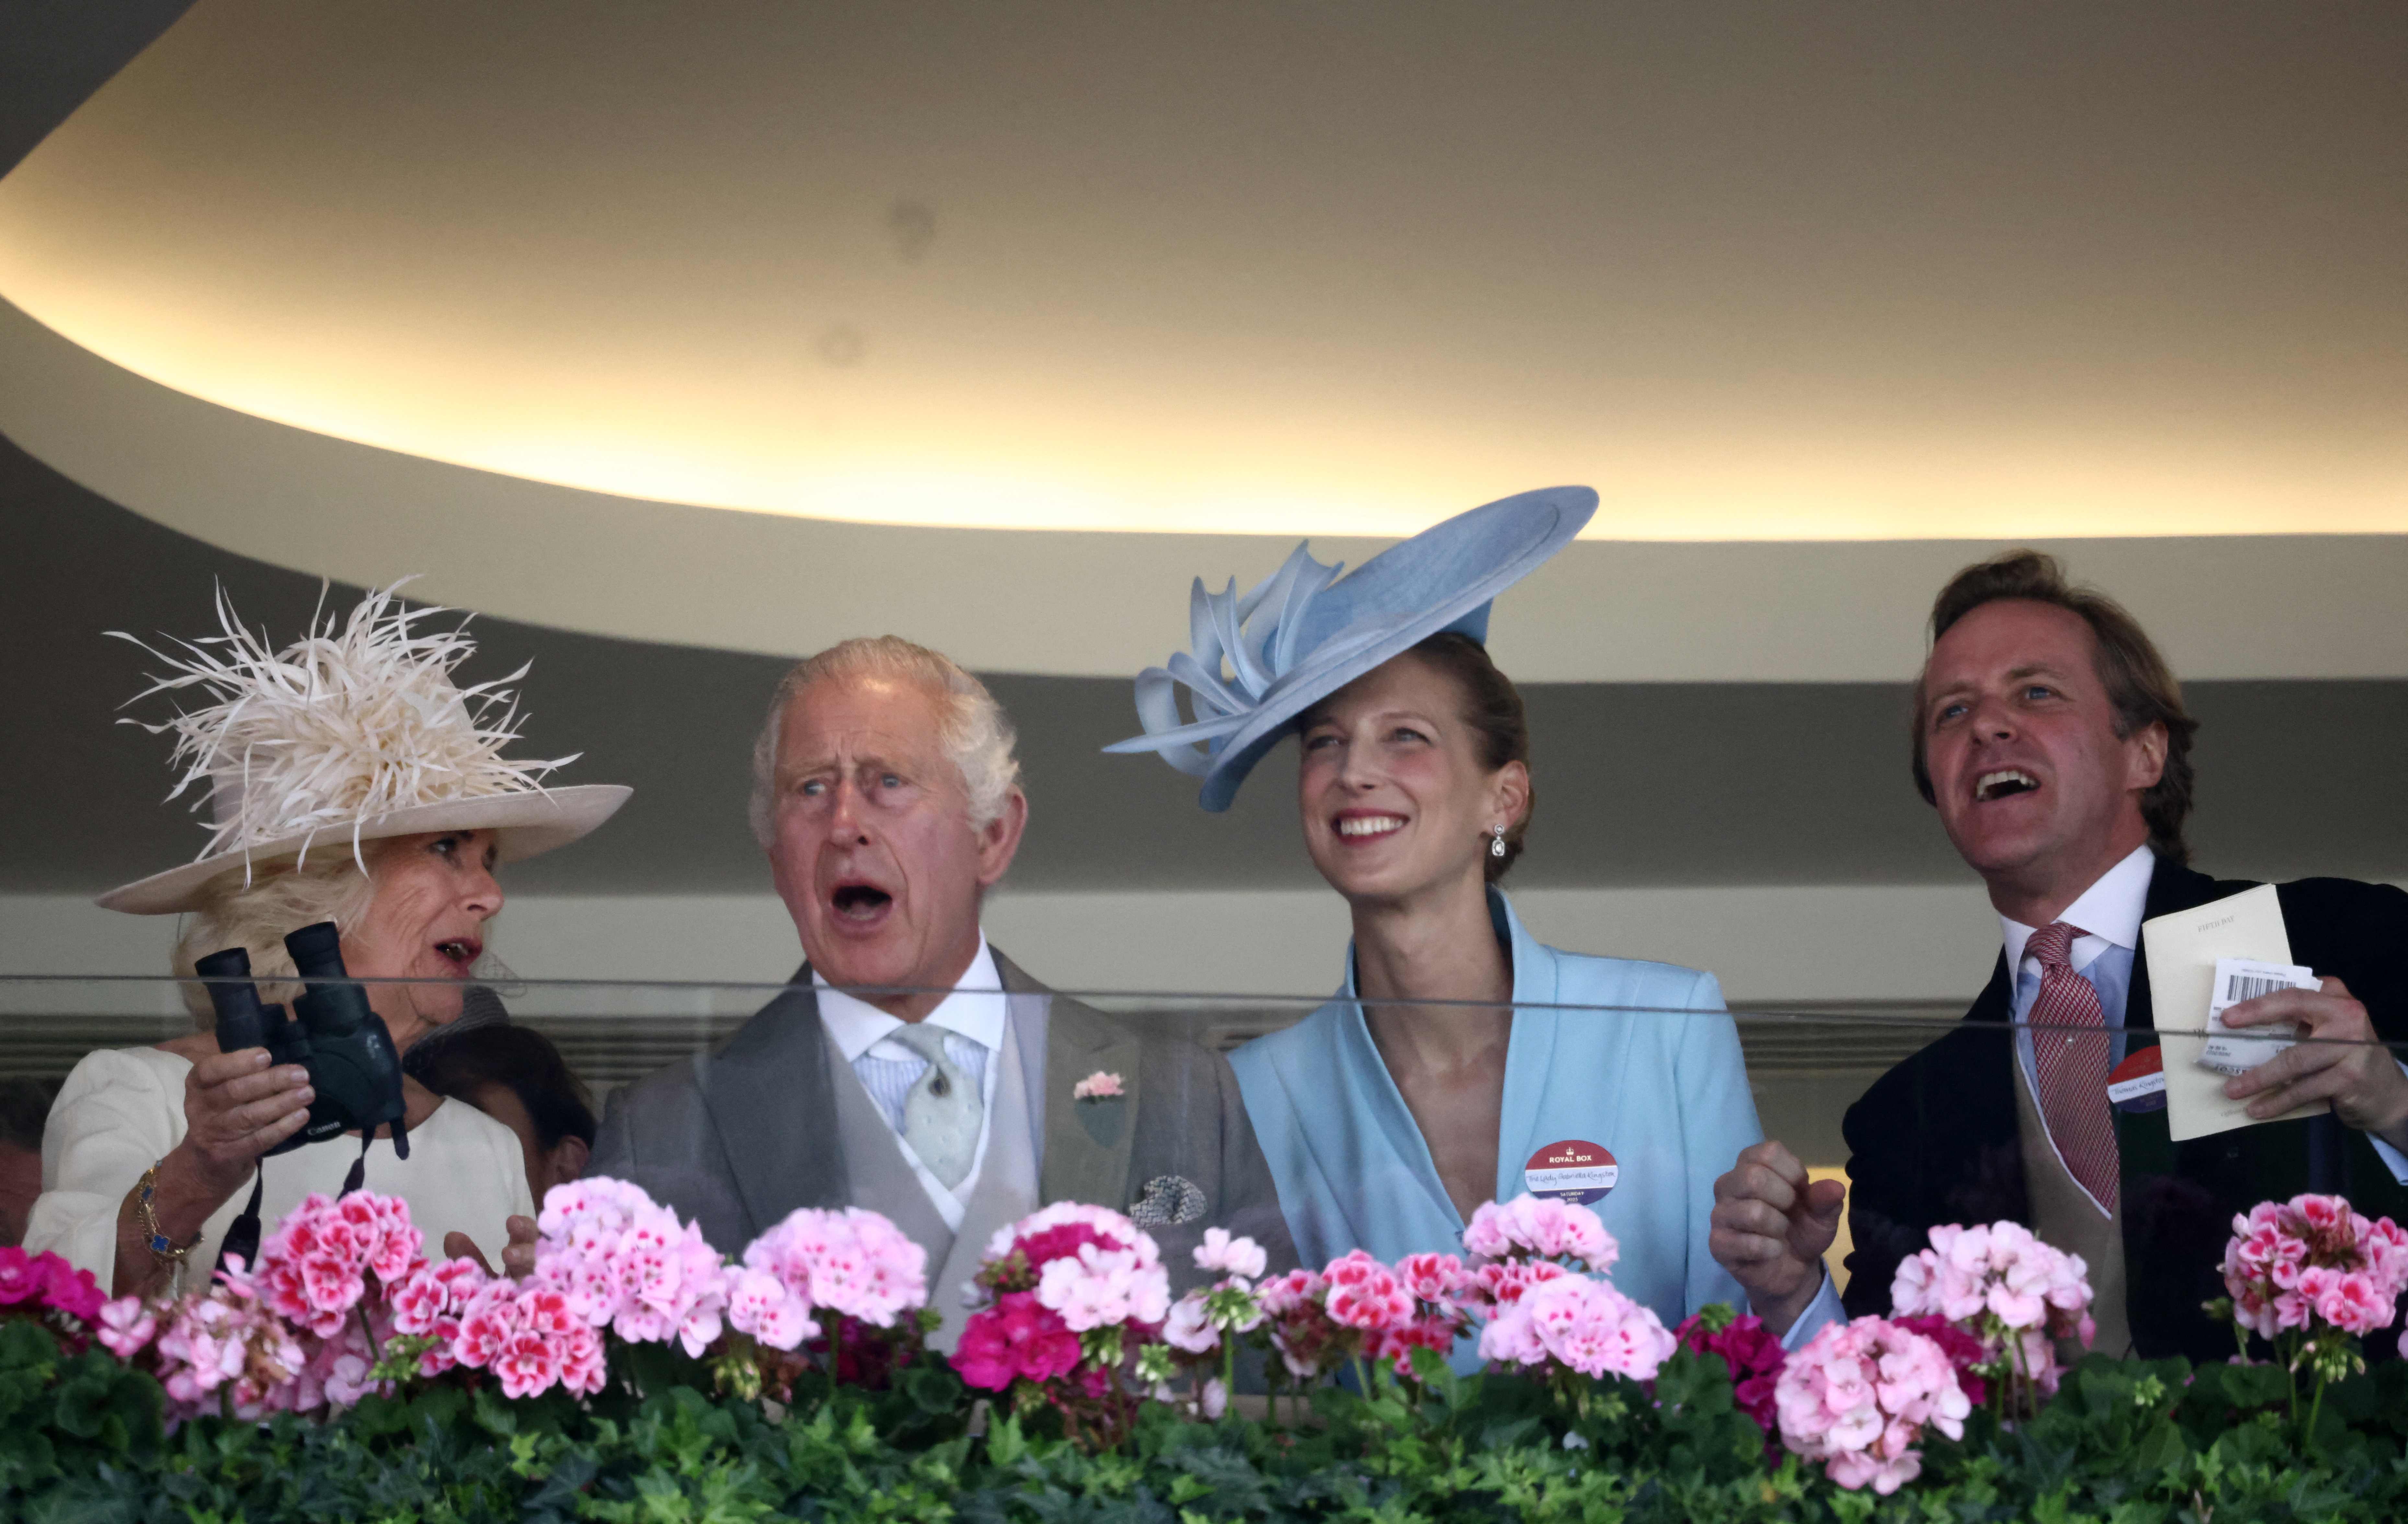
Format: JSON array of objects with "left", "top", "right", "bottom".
[{"left": 136, "top": 1163, "right": 196, "bottom": 1272}]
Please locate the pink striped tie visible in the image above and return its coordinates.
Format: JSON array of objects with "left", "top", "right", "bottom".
[{"left": 2027, "top": 922, "right": 2119, "bottom": 1216}]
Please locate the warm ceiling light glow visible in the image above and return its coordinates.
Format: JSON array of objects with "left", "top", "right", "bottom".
[
  {"left": 8, "top": 275, "right": 2402, "bottom": 543},
  {"left": 3, "top": 0, "right": 2401, "bottom": 542}
]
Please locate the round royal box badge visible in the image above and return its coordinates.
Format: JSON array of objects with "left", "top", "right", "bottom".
[
  {"left": 1523, "top": 1139, "right": 1617, "bottom": 1205},
  {"left": 2107, "top": 1046, "right": 2168, "bottom": 1114}
]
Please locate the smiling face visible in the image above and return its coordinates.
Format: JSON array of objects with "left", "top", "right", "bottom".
[
  {"left": 1296, "top": 652, "right": 1528, "bottom": 909},
  {"left": 766, "top": 676, "right": 1025, "bottom": 1015},
  {"left": 1919, "top": 599, "right": 2167, "bottom": 919},
  {"left": 342, "top": 828, "right": 504, "bottom": 1050}
]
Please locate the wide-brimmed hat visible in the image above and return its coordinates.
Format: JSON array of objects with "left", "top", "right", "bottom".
[
  {"left": 1104, "top": 486, "right": 1596, "bottom": 811},
  {"left": 98, "top": 582, "right": 630, "bottom": 915}
]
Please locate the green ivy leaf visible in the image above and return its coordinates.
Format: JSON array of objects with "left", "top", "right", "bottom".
[{"left": 987, "top": 1412, "right": 1028, "bottom": 1469}]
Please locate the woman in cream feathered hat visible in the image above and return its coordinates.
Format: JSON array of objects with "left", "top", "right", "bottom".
[{"left": 26, "top": 583, "right": 629, "bottom": 1295}]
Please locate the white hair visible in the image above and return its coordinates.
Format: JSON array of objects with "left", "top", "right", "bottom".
[
  {"left": 171, "top": 847, "right": 388, "bottom": 1027},
  {"left": 748, "top": 636, "right": 1023, "bottom": 846}
]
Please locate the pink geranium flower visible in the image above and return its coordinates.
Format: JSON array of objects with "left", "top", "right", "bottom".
[
  {"left": 1038, "top": 1242, "right": 1169, "bottom": 1332},
  {"left": 1776, "top": 1317, "right": 1970, "bottom": 1494},
  {"left": 730, "top": 1205, "right": 928, "bottom": 1351},
  {"left": 253, "top": 1191, "right": 424, "bottom": 1339},
  {"left": 2218, "top": 1193, "right": 2408, "bottom": 1346},
  {"left": 528, "top": 1176, "right": 733, "bottom": 1357},
  {"left": 1396, "top": 1252, "right": 1472, "bottom": 1305},
  {"left": 1195, "top": 1228, "right": 1268, "bottom": 1281},
  {"left": 1461, "top": 1194, "right": 1618, "bottom": 1273},
  {"left": 1256, "top": 1267, "right": 1324, "bottom": 1319},
  {"left": 1470, "top": 1258, "right": 1568, "bottom": 1307},
  {"left": 95, "top": 1296, "right": 160, "bottom": 1359},
  {"left": 1484, "top": 1274, "right": 1674, "bottom": 1382},
  {"left": 1322, "top": 1251, "right": 1414, "bottom": 1334},
  {"left": 1891, "top": 1220, "right": 2093, "bottom": 1399}
]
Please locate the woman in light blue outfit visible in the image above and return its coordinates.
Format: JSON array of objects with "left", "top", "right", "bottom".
[{"left": 1106, "top": 488, "right": 1840, "bottom": 1363}]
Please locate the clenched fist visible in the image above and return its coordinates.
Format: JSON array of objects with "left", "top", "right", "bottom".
[{"left": 1709, "top": 1139, "right": 1846, "bottom": 1336}]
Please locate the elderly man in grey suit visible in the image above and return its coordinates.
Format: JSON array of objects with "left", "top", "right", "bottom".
[{"left": 592, "top": 636, "right": 1294, "bottom": 1344}]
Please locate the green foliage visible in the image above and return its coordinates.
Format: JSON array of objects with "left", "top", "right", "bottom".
[{"left": 10, "top": 1318, "right": 2408, "bottom": 1522}]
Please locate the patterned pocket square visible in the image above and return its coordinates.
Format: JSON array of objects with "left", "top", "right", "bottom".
[{"left": 1130, "top": 1175, "right": 1207, "bottom": 1227}]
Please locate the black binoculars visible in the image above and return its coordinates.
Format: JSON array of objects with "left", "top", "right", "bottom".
[{"left": 194, "top": 922, "right": 410, "bottom": 1160}]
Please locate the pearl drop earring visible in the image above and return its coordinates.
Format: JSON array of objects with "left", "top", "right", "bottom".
[{"left": 1490, "top": 823, "right": 1507, "bottom": 858}]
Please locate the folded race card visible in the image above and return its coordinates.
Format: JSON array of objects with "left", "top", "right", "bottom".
[
  {"left": 2140, "top": 885, "right": 2329, "bottom": 1142},
  {"left": 2198, "top": 958, "right": 2320, "bottom": 1076}
]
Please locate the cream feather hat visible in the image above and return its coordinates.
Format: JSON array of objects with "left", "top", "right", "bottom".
[{"left": 98, "top": 582, "right": 631, "bottom": 915}]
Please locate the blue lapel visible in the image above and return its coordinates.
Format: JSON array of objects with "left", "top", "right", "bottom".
[{"left": 1492, "top": 889, "right": 1567, "bottom": 1204}]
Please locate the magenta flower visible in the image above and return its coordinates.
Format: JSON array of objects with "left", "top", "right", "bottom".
[
  {"left": 955, "top": 1290, "right": 1082, "bottom": 1390},
  {"left": 1674, "top": 1312, "right": 1789, "bottom": 1433},
  {"left": 0, "top": 1248, "right": 40, "bottom": 1306}
]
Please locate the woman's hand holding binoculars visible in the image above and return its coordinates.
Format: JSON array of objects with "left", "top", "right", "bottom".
[
  {"left": 111, "top": 1048, "right": 318, "bottom": 1297},
  {"left": 178, "top": 1047, "right": 316, "bottom": 1190}
]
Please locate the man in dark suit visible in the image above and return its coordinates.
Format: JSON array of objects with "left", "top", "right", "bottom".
[
  {"left": 1714, "top": 551, "right": 2408, "bottom": 1361},
  {"left": 592, "top": 637, "right": 1293, "bottom": 1343}
]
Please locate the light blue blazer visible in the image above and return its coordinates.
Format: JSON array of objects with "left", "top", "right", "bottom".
[{"left": 1229, "top": 890, "right": 1759, "bottom": 1365}]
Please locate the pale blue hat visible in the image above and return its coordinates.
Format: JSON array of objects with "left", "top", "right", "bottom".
[{"left": 1104, "top": 485, "right": 1597, "bottom": 811}]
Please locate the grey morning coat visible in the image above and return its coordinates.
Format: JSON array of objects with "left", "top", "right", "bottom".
[{"left": 590, "top": 947, "right": 1297, "bottom": 1341}]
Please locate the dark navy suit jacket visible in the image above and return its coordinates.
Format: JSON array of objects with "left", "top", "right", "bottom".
[{"left": 1842, "top": 858, "right": 2408, "bottom": 1360}]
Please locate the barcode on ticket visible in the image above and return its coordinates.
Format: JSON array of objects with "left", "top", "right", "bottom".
[{"left": 2198, "top": 957, "right": 2321, "bottom": 1076}]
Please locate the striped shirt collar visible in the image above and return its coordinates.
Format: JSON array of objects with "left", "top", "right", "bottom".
[{"left": 812, "top": 935, "right": 1006, "bottom": 1063}]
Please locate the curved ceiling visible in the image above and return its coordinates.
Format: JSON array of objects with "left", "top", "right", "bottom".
[
  {"left": 1, "top": 0, "right": 2403, "bottom": 542},
  {"left": 11, "top": 292, "right": 2408, "bottom": 682}
]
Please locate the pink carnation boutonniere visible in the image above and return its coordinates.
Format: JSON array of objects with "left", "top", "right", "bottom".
[{"left": 1072, "top": 1071, "right": 1127, "bottom": 1145}]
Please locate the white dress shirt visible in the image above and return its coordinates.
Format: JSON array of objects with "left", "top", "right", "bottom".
[
  {"left": 814, "top": 936, "right": 1014, "bottom": 1230},
  {"left": 1999, "top": 845, "right": 2408, "bottom": 1186}
]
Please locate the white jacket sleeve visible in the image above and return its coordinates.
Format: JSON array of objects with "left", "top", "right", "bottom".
[{"left": 26, "top": 1048, "right": 189, "bottom": 1287}]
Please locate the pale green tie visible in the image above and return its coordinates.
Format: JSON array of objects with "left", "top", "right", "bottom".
[{"left": 890, "top": 1022, "right": 982, "bottom": 1191}]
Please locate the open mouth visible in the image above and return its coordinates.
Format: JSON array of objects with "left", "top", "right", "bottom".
[
  {"left": 433, "top": 937, "right": 482, "bottom": 973},
  {"left": 830, "top": 883, "right": 895, "bottom": 922},
  {"left": 1334, "top": 814, "right": 1407, "bottom": 841},
  {"left": 1974, "top": 769, "right": 2040, "bottom": 803}
]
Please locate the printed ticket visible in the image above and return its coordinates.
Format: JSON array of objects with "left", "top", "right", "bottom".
[
  {"left": 2197, "top": 957, "right": 2320, "bottom": 1076},
  {"left": 2141, "top": 883, "right": 2327, "bottom": 1141}
]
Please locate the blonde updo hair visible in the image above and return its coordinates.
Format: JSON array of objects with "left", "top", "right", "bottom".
[{"left": 171, "top": 845, "right": 389, "bottom": 1026}]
